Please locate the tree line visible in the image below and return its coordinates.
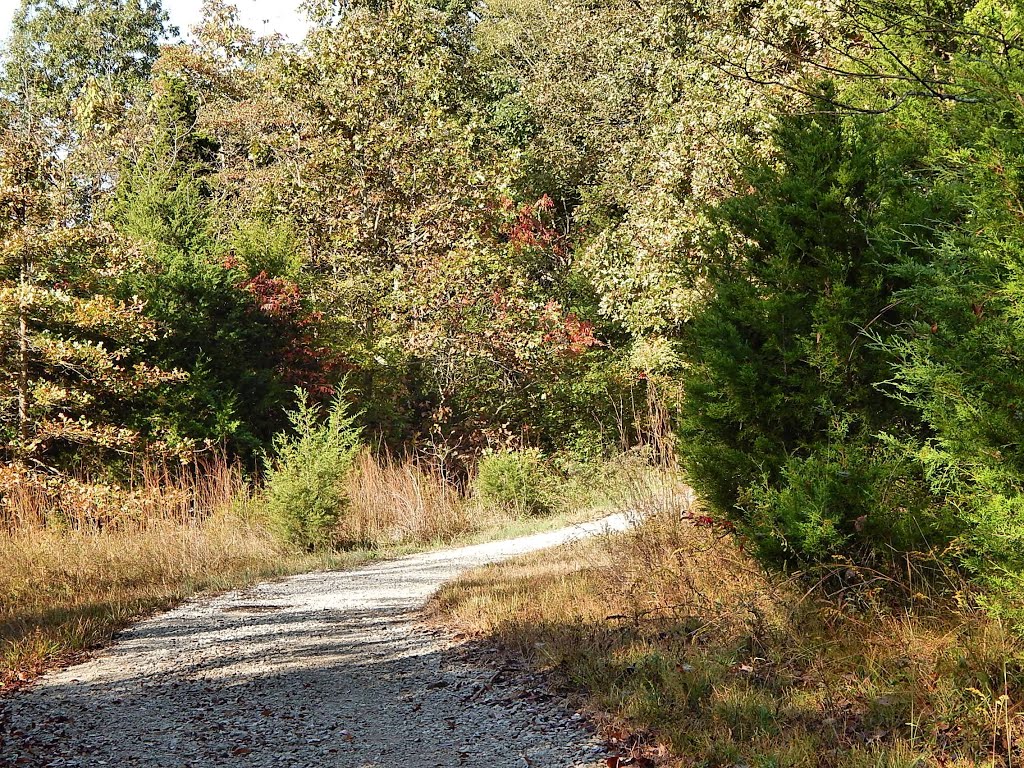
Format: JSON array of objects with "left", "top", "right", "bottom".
[{"left": 3, "top": 0, "right": 1024, "bottom": 614}]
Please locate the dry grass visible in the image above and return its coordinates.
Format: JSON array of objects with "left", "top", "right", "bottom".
[
  {"left": 0, "top": 450, "right": 624, "bottom": 690},
  {"left": 431, "top": 503, "right": 1024, "bottom": 767},
  {"left": 340, "top": 449, "right": 628, "bottom": 549},
  {"left": 342, "top": 450, "right": 476, "bottom": 545},
  {"left": 0, "top": 455, "right": 251, "bottom": 531}
]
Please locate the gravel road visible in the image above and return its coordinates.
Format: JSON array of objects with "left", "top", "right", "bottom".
[{"left": 1, "top": 515, "right": 630, "bottom": 767}]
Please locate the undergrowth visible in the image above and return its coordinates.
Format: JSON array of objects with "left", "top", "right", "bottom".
[{"left": 432, "top": 503, "right": 1024, "bottom": 767}]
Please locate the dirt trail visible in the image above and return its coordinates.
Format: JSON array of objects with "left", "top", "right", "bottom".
[{"left": 0, "top": 515, "right": 630, "bottom": 767}]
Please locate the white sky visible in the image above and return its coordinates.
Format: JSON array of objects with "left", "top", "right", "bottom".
[{"left": 0, "top": 0, "right": 311, "bottom": 45}]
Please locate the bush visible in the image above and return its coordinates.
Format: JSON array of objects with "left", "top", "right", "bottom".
[
  {"left": 263, "top": 390, "right": 362, "bottom": 549},
  {"left": 677, "top": 105, "right": 924, "bottom": 566},
  {"left": 678, "top": 62, "right": 1024, "bottom": 599},
  {"left": 474, "top": 449, "right": 553, "bottom": 516}
]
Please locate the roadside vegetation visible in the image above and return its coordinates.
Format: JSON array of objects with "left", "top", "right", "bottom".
[
  {"left": 0, "top": 445, "right": 633, "bottom": 689},
  {"left": 434, "top": 498, "right": 1024, "bottom": 767},
  {"left": 4, "top": 0, "right": 1024, "bottom": 759}
]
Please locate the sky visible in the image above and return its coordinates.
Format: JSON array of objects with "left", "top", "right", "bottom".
[{"left": 0, "top": 0, "right": 311, "bottom": 44}]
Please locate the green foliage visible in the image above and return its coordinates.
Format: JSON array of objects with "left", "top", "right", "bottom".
[
  {"left": 18, "top": 0, "right": 1024, "bottom": 615},
  {"left": 263, "top": 390, "right": 362, "bottom": 550},
  {"left": 117, "top": 174, "right": 211, "bottom": 255},
  {"left": 873, "top": 72, "right": 1024, "bottom": 602},
  {"left": 228, "top": 219, "right": 303, "bottom": 279},
  {"left": 677, "top": 103, "right": 927, "bottom": 563},
  {"left": 673, "top": 0, "right": 1024, "bottom": 600},
  {"left": 111, "top": 70, "right": 340, "bottom": 460},
  {"left": 475, "top": 449, "right": 553, "bottom": 516},
  {"left": 3, "top": 0, "right": 172, "bottom": 129}
]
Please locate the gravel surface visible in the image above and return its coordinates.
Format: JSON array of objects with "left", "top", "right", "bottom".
[{"left": 1, "top": 515, "right": 630, "bottom": 767}]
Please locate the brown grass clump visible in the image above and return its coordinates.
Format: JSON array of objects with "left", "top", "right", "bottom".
[
  {"left": 342, "top": 450, "right": 475, "bottom": 545},
  {"left": 0, "top": 455, "right": 247, "bottom": 532},
  {"left": 340, "top": 449, "right": 625, "bottom": 549},
  {"left": 431, "top": 499, "right": 1024, "bottom": 767}
]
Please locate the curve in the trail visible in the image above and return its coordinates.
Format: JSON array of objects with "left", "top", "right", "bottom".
[{"left": 0, "top": 514, "right": 631, "bottom": 768}]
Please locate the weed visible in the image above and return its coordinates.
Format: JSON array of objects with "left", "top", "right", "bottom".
[
  {"left": 263, "top": 390, "right": 361, "bottom": 549},
  {"left": 475, "top": 449, "right": 553, "bottom": 516}
]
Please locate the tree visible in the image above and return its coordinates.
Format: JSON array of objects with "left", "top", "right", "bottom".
[
  {"left": 0, "top": 0, "right": 183, "bottom": 473},
  {"left": 0, "top": 99, "right": 184, "bottom": 471},
  {"left": 4, "top": 0, "right": 173, "bottom": 122},
  {"left": 155, "top": 0, "right": 614, "bottom": 462},
  {"left": 111, "top": 50, "right": 344, "bottom": 459},
  {"left": 676, "top": 101, "right": 944, "bottom": 564},
  {"left": 673, "top": 0, "right": 1024, "bottom": 608}
]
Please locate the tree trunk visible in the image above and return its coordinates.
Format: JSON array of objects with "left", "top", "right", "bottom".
[{"left": 17, "top": 252, "right": 30, "bottom": 451}]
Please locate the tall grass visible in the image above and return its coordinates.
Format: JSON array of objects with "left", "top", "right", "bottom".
[
  {"left": 432, "top": 481, "right": 1024, "bottom": 767},
  {"left": 0, "top": 513, "right": 311, "bottom": 682},
  {"left": 343, "top": 450, "right": 474, "bottom": 545},
  {"left": 0, "top": 454, "right": 248, "bottom": 533}
]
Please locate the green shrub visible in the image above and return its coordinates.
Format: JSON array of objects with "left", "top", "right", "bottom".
[
  {"left": 263, "top": 390, "right": 362, "bottom": 549},
  {"left": 677, "top": 102, "right": 952, "bottom": 567},
  {"left": 679, "top": 48, "right": 1024, "bottom": 599},
  {"left": 475, "top": 449, "right": 553, "bottom": 516},
  {"left": 678, "top": 106, "right": 902, "bottom": 564}
]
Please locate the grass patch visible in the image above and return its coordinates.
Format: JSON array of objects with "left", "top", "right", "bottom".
[
  {"left": 430, "top": 509, "right": 1024, "bottom": 767},
  {"left": 0, "top": 510, "right": 360, "bottom": 690},
  {"left": 0, "top": 451, "right": 624, "bottom": 691}
]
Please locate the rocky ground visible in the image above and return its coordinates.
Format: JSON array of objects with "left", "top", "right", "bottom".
[{"left": 0, "top": 516, "right": 629, "bottom": 767}]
